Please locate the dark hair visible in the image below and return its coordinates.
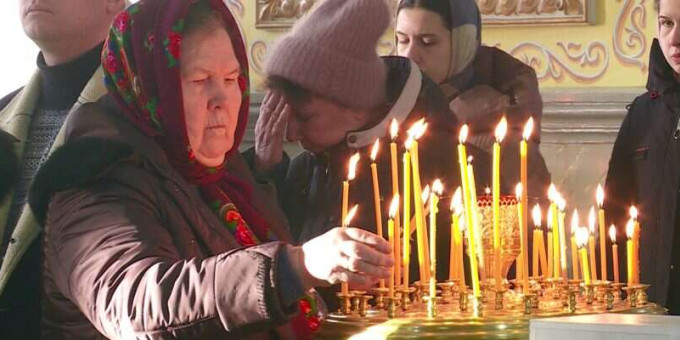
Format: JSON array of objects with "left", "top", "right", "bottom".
[
  {"left": 397, "top": 0, "right": 452, "bottom": 30},
  {"left": 0, "top": 129, "right": 18, "bottom": 202},
  {"left": 184, "top": 0, "right": 227, "bottom": 36}
]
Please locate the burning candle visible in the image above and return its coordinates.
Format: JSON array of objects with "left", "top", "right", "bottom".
[
  {"left": 520, "top": 119, "right": 533, "bottom": 284},
  {"left": 493, "top": 117, "right": 507, "bottom": 290},
  {"left": 610, "top": 225, "right": 620, "bottom": 284},
  {"left": 532, "top": 204, "right": 548, "bottom": 277},
  {"left": 570, "top": 209, "right": 581, "bottom": 281},
  {"left": 370, "top": 140, "right": 385, "bottom": 288},
  {"left": 429, "top": 180, "right": 443, "bottom": 303},
  {"left": 403, "top": 138, "right": 412, "bottom": 290},
  {"left": 450, "top": 188, "right": 463, "bottom": 283},
  {"left": 557, "top": 195, "right": 568, "bottom": 283},
  {"left": 547, "top": 207, "right": 554, "bottom": 278},
  {"left": 341, "top": 205, "right": 358, "bottom": 295},
  {"left": 548, "top": 185, "right": 559, "bottom": 279},
  {"left": 466, "top": 157, "right": 482, "bottom": 297},
  {"left": 630, "top": 206, "right": 640, "bottom": 284},
  {"left": 596, "top": 185, "right": 607, "bottom": 282},
  {"left": 588, "top": 207, "right": 598, "bottom": 281},
  {"left": 626, "top": 219, "right": 635, "bottom": 285},
  {"left": 342, "top": 153, "right": 360, "bottom": 228},
  {"left": 408, "top": 119, "right": 430, "bottom": 284},
  {"left": 516, "top": 184, "right": 529, "bottom": 293},
  {"left": 388, "top": 196, "right": 399, "bottom": 298},
  {"left": 576, "top": 226, "right": 591, "bottom": 285},
  {"left": 389, "top": 120, "right": 402, "bottom": 287}
]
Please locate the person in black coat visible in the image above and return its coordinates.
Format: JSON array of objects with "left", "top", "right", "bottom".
[
  {"left": 604, "top": 0, "right": 680, "bottom": 314},
  {"left": 0, "top": 129, "right": 18, "bottom": 202}
]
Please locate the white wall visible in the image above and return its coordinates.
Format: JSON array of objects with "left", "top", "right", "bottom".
[{"left": 0, "top": 1, "right": 39, "bottom": 97}]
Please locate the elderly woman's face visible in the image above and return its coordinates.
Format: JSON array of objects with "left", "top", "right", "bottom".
[
  {"left": 181, "top": 27, "right": 242, "bottom": 167},
  {"left": 658, "top": 0, "right": 680, "bottom": 77},
  {"left": 396, "top": 8, "right": 452, "bottom": 84}
]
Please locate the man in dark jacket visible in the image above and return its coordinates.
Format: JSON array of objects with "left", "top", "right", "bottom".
[
  {"left": 604, "top": 0, "right": 680, "bottom": 314},
  {"left": 0, "top": 0, "right": 126, "bottom": 336}
]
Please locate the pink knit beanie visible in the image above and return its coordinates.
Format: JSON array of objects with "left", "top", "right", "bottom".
[{"left": 265, "top": 0, "right": 390, "bottom": 110}]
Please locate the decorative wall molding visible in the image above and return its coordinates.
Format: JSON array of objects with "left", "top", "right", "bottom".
[
  {"left": 508, "top": 41, "right": 609, "bottom": 82},
  {"left": 255, "top": 0, "right": 316, "bottom": 29},
  {"left": 613, "top": 0, "right": 648, "bottom": 71},
  {"left": 476, "top": 0, "right": 590, "bottom": 25},
  {"left": 225, "top": 0, "right": 244, "bottom": 17}
]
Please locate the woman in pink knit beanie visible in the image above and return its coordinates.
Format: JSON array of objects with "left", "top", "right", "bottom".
[{"left": 248, "top": 0, "right": 493, "bottom": 310}]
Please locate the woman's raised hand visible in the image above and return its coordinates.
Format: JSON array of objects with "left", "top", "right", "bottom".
[
  {"left": 254, "top": 90, "right": 290, "bottom": 173},
  {"left": 298, "top": 227, "right": 394, "bottom": 290}
]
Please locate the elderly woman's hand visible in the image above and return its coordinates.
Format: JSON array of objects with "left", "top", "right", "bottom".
[
  {"left": 294, "top": 227, "right": 394, "bottom": 290},
  {"left": 254, "top": 90, "right": 290, "bottom": 173}
]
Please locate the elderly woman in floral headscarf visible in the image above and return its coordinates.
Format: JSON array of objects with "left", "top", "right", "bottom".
[{"left": 28, "top": 0, "right": 392, "bottom": 338}]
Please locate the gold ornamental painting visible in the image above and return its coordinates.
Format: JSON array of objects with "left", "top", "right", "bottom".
[{"left": 256, "top": 0, "right": 593, "bottom": 29}]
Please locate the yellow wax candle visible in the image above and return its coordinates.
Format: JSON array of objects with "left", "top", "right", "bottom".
[
  {"left": 516, "top": 184, "right": 529, "bottom": 293},
  {"left": 577, "top": 227, "right": 591, "bottom": 285},
  {"left": 468, "top": 160, "right": 485, "bottom": 280},
  {"left": 629, "top": 207, "right": 640, "bottom": 284},
  {"left": 430, "top": 180, "right": 443, "bottom": 302},
  {"left": 388, "top": 196, "right": 399, "bottom": 298},
  {"left": 492, "top": 117, "right": 507, "bottom": 290},
  {"left": 626, "top": 219, "right": 635, "bottom": 284},
  {"left": 390, "top": 120, "right": 402, "bottom": 287},
  {"left": 457, "top": 126, "right": 476, "bottom": 293},
  {"left": 596, "top": 185, "right": 607, "bottom": 282},
  {"left": 450, "top": 188, "right": 463, "bottom": 282},
  {"left": 588, "top": 207, "right": 598, "bottom": 281},
  {"left": 370, "top": 140, "right": 384, "bottom": 288},
  {"left": 341, "top": 205, "right": 358, "bottom": 295},
  {"left": 557, "top": 198, "right": 568, "bottom": 283},
  {"left": 402, "top": 142, "right": 412, "bottom": 290},
  {"left": 521, "top": 119, "right": 533, "bottom": 283},
  {"left": 466, "top": 158, "right": 482, "bottom": 297},
  {"left": 570, "top": 209, "right": 581, "bottom": 280},
  {"left": 610, "top": 225, "right": 620, "bottom": 284},
  {"left": 547, "top": 229, "right": 554, "bottom": 277},
  {"left": 408, "top": 120, "right": 430, "bottom": 283},
  {"left": 537, "top": 229, "right": 548, "bottom": 277}
]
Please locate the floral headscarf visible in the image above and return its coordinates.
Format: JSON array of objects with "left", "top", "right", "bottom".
[
  {"left": 102, "top": 1, "right": 320, "bottom": 336},
  {"left": 102, "top": 0, "right": 275, "bottom": 245}
]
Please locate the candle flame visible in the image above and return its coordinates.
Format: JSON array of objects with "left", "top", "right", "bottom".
[
  {"left": 532, "top": 204, "right": 542, "bottom": 228},
  {"left": 484, "top": 187, "right": 491, "bottom": 195},
  {"left": 548, "top": 183, "right": 557, "bottom": 202},
  {"left": 588, "top": 206, "right": 596, "bottom": 234},
  {"left": 344, "top": 205, "right": 358, "bottom": 227},
  {"left": 515, "top": 183, "right": 523, "bottom": 200},
  {"left": 459, "top": 125, "right": 469, "bottom": 144},
  {"left": 390, "top": 119, "right": 399, "bottom": 140},
  {"left": 556, "top": 194, "right": 566, "bottom": 212},
  {"left": 451, "top": 187, "right": 463, "bottom": 215},
  {"left": 495, "top": 116, "right": 508, "bottom": 143},
  {"left": 407, "top": 118, "right": 427, "bottom": 141},
  {"left": 405, "top": 136, "right": 414, "bottom": 150},
  {"left": 571, "top": 209, "right": 580, "bottom": 234},
  {"left": 629, "top": 206, "right": 638, "bottom": 220},
  {"left": 389, "top": 194, "right": 400, "bottom": 219},
  {"left": 422, "top": 185, "right": 431, "bottom": 202},
  {"left": 370, "top": 139, "right": 380, "bottom": 162},
  {"left": 347, "top": 153, "right": 361, "bottom": 181},
  {"left": 625, "top": 219, "right": 635, "bottom": 239},
  {"left": 575, "top": 226, "right": 589, "bottom": 248},
  {"left": 609, "top": 225, "right": 617, "bottom": 243},
  {"left": 596, "top": 185, "right": 605, "bottom": 207},
  {"left": 523, "top": 117, "right": 534, "bottom": 141},
  {"left": 432, "top": 179, "right": 444, "bottom": 196},
  {"left": 547, "top": 208, "right": 554, "bottom": 231}
]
